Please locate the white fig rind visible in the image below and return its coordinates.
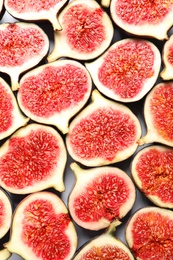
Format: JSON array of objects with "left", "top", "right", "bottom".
[
  {"left": 0, "top": 249, "right": 11, "bottom": 260},
  {"left": 0, "top": 189, "right": 12, "bottom": 239},
  {"left": 160, "top": 34, "right": 173, "bottom": 80}
]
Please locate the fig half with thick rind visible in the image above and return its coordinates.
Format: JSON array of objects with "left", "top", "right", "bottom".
[
  {"left": 73, "top": 220, "right": 134, "bottom": 260},
  {"left": 47, "top": 0, "right": 114, "bottom": 62},
  {"left": 160, "top": 34, "right": 173, "bottom": 80},
  {"left": 86, "top": 38, "right": 161, "bottom": 103},
  {"left": 138, "top": 82, "right": 173, "bottom": 147},
  {"left": 131, "top": 145, "right": 173, "bottom": 208},
  {"left": 126, "top": 206, "right": 173, "bottom": 259},
  {"left": 110, "top": 0, "right": 173, "bottom": 40},
  {"left": 0, "top": 249, "right": 11, "bottom": 260},
  {"left": 0, "top": 189, "right": 12, "bottom": 239},
  {"left": 68, "top": 163, "right": 136, "bottom": 230},
  {"left": 0, "top": 22, "right": 49, "bottom": 91},
  {"left": 0, "top": 77, "right": 29, "bottom": 140},
  {"left": 5, "top": 191, "right": 78, "bottom": 260},
  {"left": 0, "top": 123, "right": 67, "bottom": 194},
  {"left": 17, "top": 59, "right": 92, "bottom": 134},
  {"left": 66, "top": 90, "right": 141, "bottom": 167}
]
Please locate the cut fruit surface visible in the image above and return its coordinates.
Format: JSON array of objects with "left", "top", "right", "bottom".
[
  {"left": 86, "top": 38, "right": 161, "bottom": 102},
  {"left": 126, "top": 206, "right": 173, "bottom": 259},
  {"left": 68, "top": 163, "right": 136, "bottom": 230},
  {"left": 0, "top": 77, "right": 29, "bottom": 140},
  {"left": 17, "top": 59, "right": 92, "bottom": 134},
  {"left": 138, "top": 82, "right": 173, "bottom": 146},
  {"left": 66, "top": 90, "right": 141, "bottom": 167},
  {"left": 160, "top": 34, "right": 173, "bottom": 80},
  {"left": 5, "top": 191, "right": 78, "bottom": 260},
  {"left": 0, "top": 189, "right": 12, "bottom": 239},
  {"left": 110, "top": 0, "right": 173, "bottom": 40},
  {"left": 0, "top": 22, "right": 49, "bottom": 91},
  {"left": 0, "top": 123, "right": 67, "bottom": 194},
  {"left": 47, "top": 0, "right": 114, "bottom": 62}
]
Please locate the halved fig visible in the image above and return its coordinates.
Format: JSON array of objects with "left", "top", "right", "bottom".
[
  {"left": 0, "top": 249, "right": 11, "bottom": 260},
  {"left": 160, "top": 34, "right": 173, "bottom": 80},
  {"left": 5, "top": 191, "right": 78, "bottom": 260},
  {"left": 66, "top": 90, "right": 141, "bottom": 167},
  {"left": 110, "top": 0, "right": 173, "bottom": 40},
  {"left": 0, "top": 123, "right": 67, "bottom": 194},
  {"left": 0, "top": 77, "right": 29, "bottom": 140},
  {"left": 4, "top": 0, "right": 68, "bottom": 31},
  {"left": 47, "top": 0, "right": 114, "bottom": 62},
  {"left": 131, "top": 145, "right": 173, "bottom": 208},
  {"left": 0, "top": 22, "right": 49, "bottom": 91},
  {"left": 68, "top": 163, "right": 136, "bottom": 230},
  {"left": 73, "top": 220, "right": 134, "bottom": 260},
  {"left": 86, "top": 38, "right": 161, "bottom": 102},
  {"left": 126, "top": 206, "right": 173, "bottom": 259},
  {"left": 101, "top": 0, "right": 111, "bottom": 8},
  {"left": 138, "top": 82, "right": 173, "bottom": 147},
  {"left": 17, "top": 59, "right": 92, "bottom": 134},
  {"left": 0, "top": 189, "right": 12, "bottom": 239}
]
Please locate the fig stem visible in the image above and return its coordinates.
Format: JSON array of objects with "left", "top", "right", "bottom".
[
  {"left": 70, "top": 163, "right": 82, "bottom": 176},
  {"left": 101, "top": 0, "right": 111, "bottom": 7},
  {"left": 106, "top": 220, "right": 122, "bottom": 235},
  {"left": 50, "top": 16, "right": 62, "bottom": 31},
  {"left": 11, "top": 74, "right": 20, "bottom": 91}
]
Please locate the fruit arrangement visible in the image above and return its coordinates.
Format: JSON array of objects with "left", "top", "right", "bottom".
[{"left": 1, "top": 0, "right": 173, "bottom": 259}]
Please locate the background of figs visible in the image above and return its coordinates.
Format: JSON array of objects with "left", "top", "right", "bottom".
[{"left": 0, "top": 0, "right": 172, "bottom": 259}]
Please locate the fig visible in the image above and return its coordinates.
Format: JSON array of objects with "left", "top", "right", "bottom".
[
  {"left": 126, "top": 206, "right": 173, "bottom": 259},
  {"left": 0, "top": 77, "right": 29, "bottom": 140},
  {"left": 73, "top": 220, "right": 134, "bottom": 260},
  {"left": 0, "top": 123, "right": 67, "bottom": 194},
  {"left": 138, "top": 82, "right": 173, "bottom": 146},
  {"left": 68, "top": 163, "right": 136, "bottom": 230},
  {"left": 17, "top": 59, "right": 92, "bottom": 134},
  {"left": 101, "top": 0, "right": 111, "bottom": 8},
  {"left": 0, "top": 189, "right": 12, "bottom": 239},
  {"left": 5, "top": 191, "right": 78, "bottom": 260},
  {"left": 160, "top": 34, "right": 173, "bottom": 80},
  {"left": 110, "top": 0, "right": 173, "bottom": 40},
  {"left": 0, "top": 22, "right": 49, "bottom": 91},
  {"left": 47, "top": 0, "right": 114, "bottom": 62},
  {"left": 131, "top": 145, "right": 173, "bottom": 208},
  {"left": 85, "top": 38, "right": 161, "bottom": 102},
  {"left": 66, "top": 90, "right": 141, "bottom": 167},
  {"left": 0, "top": 249, "right": 11, "bottom": 260}
]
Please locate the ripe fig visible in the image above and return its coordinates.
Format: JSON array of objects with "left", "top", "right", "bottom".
[
  {"left": 160, "top": 34, "right": 173, "bottom": 80},
  {"left": 0, "top": 189, "right": 12, "bottom": 239},
  {"left": 0, "top": 22, "right": 49, "bottom": 91},
  {"left": 85, "top": 38, "right": 161, "bottom": 102},
  {"left": 138, "top": 82, "right": 173, "bottom": 147},
  {"left": 5, "top": 191, "right": 78, "bottom": 260},
  {"left": 126, "top": 206, "right": 173, "bottom": 259},
  {"left": 68, "top": 163, "right": 136, "bottom": 230},
  {"left": 0, "top": 249, "right": 11, "bottom": 260},
  {"left": 110, "top": 0, "right": 173, "bottom": 40},
  {"left": 66, "top": 90, "right": 141, "bottom": 167},
  {"left": 0, "top": 123, "right": 67, "bottom": 194},
  {"left": 4, "top": 0, "right": 68, "bottom": 31},
  {"left": 0, "top": 77, "right": 29, "bottom": 140},
  {"left": 73, "top": 220, "right": 134, "bottom": 260},
  {"left": 47, "top": 0, "right": 114, "bottom": 62},
  {"left": 17, "top": 59, "right": 92, "bottom": 134}
]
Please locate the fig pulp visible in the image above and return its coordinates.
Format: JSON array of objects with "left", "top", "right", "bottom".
[
  {"left": 0, "top": 22, "right": 49, "bottom": 91},
  {"left": 0, "top": 123, "right": 67, "bottom": 194},
  {"left": 0, "top": 77, "right": 29, "bottom": 140},
  {"left": 126, "top": 207, "right": 173, "bottom": 259},
  {"left": 68, "top": 163, "right": 136, "bottom": 230},
  {"left": 138, "top": 82, "right": 173, "bottom": 147},
  {"left": 5, "top": 191, "right": 78, "bottom": 260},
  {"left": 110, "top": 0, "right": 173, "bottom": 40},
  {"left": 0, "top": 189, "right": 12, "bottom": 239},
  {"left": 85, "top": 38, "right": 161, "bottom": 102},
  {"left": 160, "top": 34, "right": 173, "bottom": 80},
  {"left": 17, "top": 59, "right": 92, "bottom": 134},
  {"left": 66, "top": 90, "right": 141, "bottom": 167},
  {"left": 73, "top": 221, "right": 134, "bottom": 260},
  {"left": 47, "top": 0, "right": 114, "bottom": 62}
]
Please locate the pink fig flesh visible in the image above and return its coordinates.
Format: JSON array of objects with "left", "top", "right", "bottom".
[{"left": 0, "top": 189, "right": 12, "bottom": 239}]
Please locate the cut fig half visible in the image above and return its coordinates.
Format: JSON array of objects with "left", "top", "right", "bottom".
[
  {"left": 73, "top": 220, "right": 134, "bottom": 260},
  {"left": 17, "top": 59, "right": 92, "bottom": 134},
  {"left": 5, "top": 191, "right": 78, "bottom": 260},
  {"left": 66, "top": 90, "right": 141, "bottom": 167},
  {"left": 126, "top": 206, "right": 173, "bottom": 259},
  {"left": 0, "top": 249, "right": 11, "bottom": 260},
  {"left": 131, "top": 145, "right": 173, "bottom": 208},
  {"left": 47, "top": 0, "right": 114, "bottom": 62},
  {"left": 110, "top": 0, "right": 173, "bottom": 40},
  {"left": 138, "top": 82, "right": 173, "bottom": 147},
  {"left": 4, "top": 0, "right": 68, "bottom": 31},
  {"left": 0, "top": 22, "right": 49, "bottom": 91},
  {"left": 85, "top": 38, "right": 161, "bottom": 102},
  {"left": 0, "top": 123, "right": 67, "bottom": 194},
  {"left": 0, "top": 77, "right": 29, "bottom": 140},
  {"left": 160, "top": 34, "right": 173, "bottom": 80},
  {"left": 68, "top": 163, "right": 136, "bottom": 230},
  {"left": 101, "top": 0, "right": 111, "bottom": 8}
]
